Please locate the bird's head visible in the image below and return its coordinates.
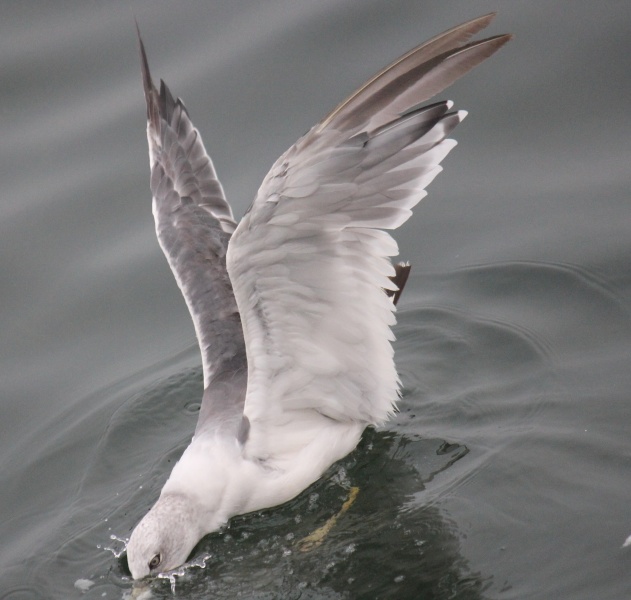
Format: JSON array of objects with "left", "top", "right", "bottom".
[{"left": 126, "top": 493, "right": 203, "bottom": 580}]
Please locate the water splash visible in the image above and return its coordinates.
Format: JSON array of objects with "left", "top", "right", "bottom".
[
  {"left": 98, "top": 533, "right": 128, "bottom": 559},
  {"left": 155, "top": 552, "right": 213, "bottom": 593}
]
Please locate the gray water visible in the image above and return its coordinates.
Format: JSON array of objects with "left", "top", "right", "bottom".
[{"left": 1, "top": 1, "right": 630, "bottom": 599}]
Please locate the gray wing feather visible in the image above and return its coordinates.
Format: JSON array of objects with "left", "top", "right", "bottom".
[
  {"left": 137, "top": 26, "right": 246, "bottom": 434},
  {"left": 317, "top": 13, "right": 510, "bottom": 135}
]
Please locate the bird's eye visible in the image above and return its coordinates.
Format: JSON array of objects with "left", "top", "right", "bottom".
[{"left": 148, "top": 554, "right": 161, "bottom": 570}]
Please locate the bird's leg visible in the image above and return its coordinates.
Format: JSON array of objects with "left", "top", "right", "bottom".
[{"left": 295, "top": 486, "right": 359, "bottom": 552}]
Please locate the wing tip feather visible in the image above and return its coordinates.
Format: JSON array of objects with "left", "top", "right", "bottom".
[
  {"left": 135, "top": 20, "right": 159, "bottom": 129},
  {"left": 136, "top": 21, "right": 191, "bottom": 136},
  {"left": 317, "top": 14, "right": 511, "bottom": 135}
]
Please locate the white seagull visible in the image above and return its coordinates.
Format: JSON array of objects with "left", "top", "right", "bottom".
[{"left": 126, "top": 14, "right": 510, "bottom": 579}]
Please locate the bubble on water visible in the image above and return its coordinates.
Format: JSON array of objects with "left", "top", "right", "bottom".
[
  {"left": 74, "top": 578, "right": 94, "bottom": 592},
  {"left": 331, "top": 467, "right": 350, "bottom": 488},
  {"left": 307, "top": 493, "right": 319, "bottom": 511},
  {"left": 414, "top": 539, "right": 426, "bottom": 547}
]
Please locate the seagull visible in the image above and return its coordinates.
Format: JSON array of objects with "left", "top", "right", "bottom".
[{"left": 126, "top": 14, "right": 510, "bottom": 579}]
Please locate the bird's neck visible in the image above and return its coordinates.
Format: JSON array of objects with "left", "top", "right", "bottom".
[{"left": 160, "top": 435, "right": 247, "bottom": 533}]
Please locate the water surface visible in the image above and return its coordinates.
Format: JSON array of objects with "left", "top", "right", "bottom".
[{"left": 1, "top": 2, "right": 630, "bottom": 599}]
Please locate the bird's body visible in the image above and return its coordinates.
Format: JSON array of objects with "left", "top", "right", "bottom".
[
  {"left": 126, "top": 14, "right": 510, "bottom": 580},
  {"left": 166, "top": 418, "right": 363, "bottom": 518}
]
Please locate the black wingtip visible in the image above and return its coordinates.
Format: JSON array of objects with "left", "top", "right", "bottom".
[
  {"left": 135, "top": 19, "right": 159, "bottom": 128},
  {"left": 135, "top": 21, "right": 186, "bottom": 131}
]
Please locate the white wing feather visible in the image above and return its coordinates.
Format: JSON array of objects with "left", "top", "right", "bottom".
[
  {"left": 227, "top": 107, "right": 462, "bottom": 441},
  {"left": 227, "top": 19, "right": 511, "bottom": 458}
]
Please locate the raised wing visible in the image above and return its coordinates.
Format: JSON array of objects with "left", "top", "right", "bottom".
[
  {"left": 227, "top": 16, "right": 510, "bottom": 436},
  {"left": 137, "top": 28, "right": 246, "bottom": 435}
]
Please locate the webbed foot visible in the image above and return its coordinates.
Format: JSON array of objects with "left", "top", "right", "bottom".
[{"left": 296, "top": 486, "right": 359, "bottom": 552}]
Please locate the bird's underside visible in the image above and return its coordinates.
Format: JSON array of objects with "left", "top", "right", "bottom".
[{"left": 126, "top": 14, "right": 511, "bottom": 580}]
